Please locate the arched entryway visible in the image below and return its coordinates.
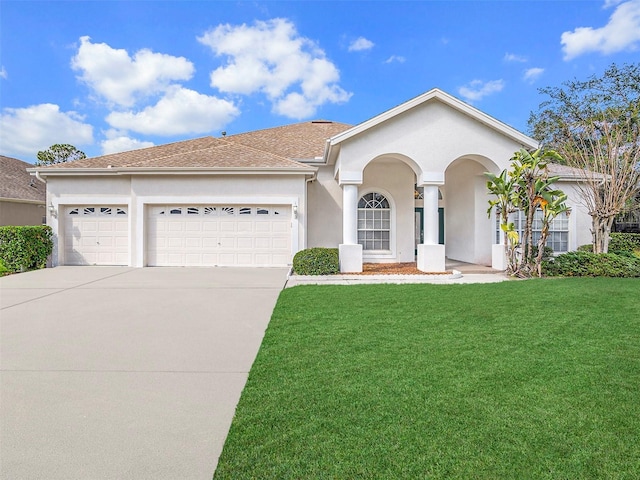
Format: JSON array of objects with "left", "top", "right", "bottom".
[{"left": 444, "top": 155, "right": 500, "bottom": 266}]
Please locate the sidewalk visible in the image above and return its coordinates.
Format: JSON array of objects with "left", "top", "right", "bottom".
[{"left": 285, "top": 270, "right": 509, "bottom": 287}]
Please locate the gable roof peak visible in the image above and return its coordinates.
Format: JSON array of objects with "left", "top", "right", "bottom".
[{"left": 328, "top": 87, "right": 538, "bottom": 150}]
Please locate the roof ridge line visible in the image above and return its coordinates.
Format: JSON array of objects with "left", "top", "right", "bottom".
[{"left": 115, "top": 137, "right": 224, "bottom": 167}]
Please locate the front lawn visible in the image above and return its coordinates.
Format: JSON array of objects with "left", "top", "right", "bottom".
[{"left": 214, "top": 278, "right": 640, "bottom": 479}]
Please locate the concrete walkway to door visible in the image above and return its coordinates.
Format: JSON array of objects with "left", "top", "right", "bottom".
[{"left": 0, "top": 266, "right": 288, "bottom": 480}]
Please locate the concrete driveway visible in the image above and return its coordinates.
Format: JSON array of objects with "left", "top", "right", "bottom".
[{"left": 0, "top": 266, "right": 288, "bottom": 479}]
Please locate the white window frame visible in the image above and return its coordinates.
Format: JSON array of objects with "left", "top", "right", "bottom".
[
  {"left": 357, "top": 189, "right": 396, "bottom": 259},
  {"left": 497, "top": 209, "right": 570, "bottom": 253}
]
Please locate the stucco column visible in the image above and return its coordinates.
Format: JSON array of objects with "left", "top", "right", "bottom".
[
  {"left": 339, "top": 183, "right": 362, "bottom": 272},
  {"left": 417, "top": 183, "right": 445, "bottom": 272},
  {"left": 342, "top": 184, "right": 359, "bottom": 245},
  {"left": 422, "top": 185, "right": 439, "bottom": 245}
]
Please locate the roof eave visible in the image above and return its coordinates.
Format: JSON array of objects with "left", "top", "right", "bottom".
[{"left": 28, "top": 166, "right": 317, "bottom": 176}]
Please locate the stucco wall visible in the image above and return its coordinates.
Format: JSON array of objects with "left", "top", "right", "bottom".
[
  {"left": 336, "top": 100, "right": 523, "bottom": 181},
  {"left": 307, "top": 166, "right": 343, "bottom": 248},
  {"left": 557, "top": 181, "right": 593, "bottom": 250},
  {"left": 444, "top": 159, "right": 492, "bottom": 264},
  {"left": 0, "top": 200, "right": 45, "bottom": 226}
]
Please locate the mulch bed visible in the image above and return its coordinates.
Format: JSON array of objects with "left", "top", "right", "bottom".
[{"left": 357, "top": 263, "right": 452, "bottom": 275}]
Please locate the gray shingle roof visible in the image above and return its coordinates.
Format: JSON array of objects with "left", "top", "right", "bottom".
[
  {"left": 0, "top": 155, "right": 46, "bottom": 202},
  {"left": 36, "top": 121, "right": 353, "bottom": 171}
]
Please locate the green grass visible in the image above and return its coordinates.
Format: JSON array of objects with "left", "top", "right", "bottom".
[{"left": 214, "top": 278, "right": 640, "bottom": 479}]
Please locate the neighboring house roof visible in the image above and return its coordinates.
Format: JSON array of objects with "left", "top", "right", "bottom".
[
  {"left": 324, "top": 88, "right": 539, "bottom": 164},
  {"left": 31, "top": 121, "right": 353, "bottom": 176},
  {"left": 0, "top": 155, "right": 46, "bottom": 203}
]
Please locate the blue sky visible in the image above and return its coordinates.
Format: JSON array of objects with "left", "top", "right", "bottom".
[{"left": 1, "top": 0, "right": 639, "bottom": 162}]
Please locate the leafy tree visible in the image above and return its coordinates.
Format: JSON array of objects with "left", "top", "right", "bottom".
[
  {"left": 528, "top": 63, "right": 640, "bottom": 253},
  {"left": 35, "top": 144, "right": 86, "bottom": 166},
  {"left": 486, "top": 149, "right": 569, "bottom": 277}
]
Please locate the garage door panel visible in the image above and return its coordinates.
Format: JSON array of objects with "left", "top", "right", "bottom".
[
  {"left": 220, "top": 222, "right": 236, "bottom": 232},
  {"left": 218, "top": 237, "right": 235, "bottom": 248},
  {"left": 147, "top": 204, "right": 292, "bottom": 267},
  {"left": 202, "top": 237, "right": 218, "bottom": 247},
  {"left": 254, "top": 237, "right": 270, "bottom": 248},
  {"left": 237, "top": 238, "right": 253, "bottom": 249}
]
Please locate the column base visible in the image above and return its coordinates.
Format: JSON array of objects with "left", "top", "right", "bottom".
[
  {"left": 491, "top": 244, "right": 507, "bottom": 271},
  {"left": 417, "top": 244, "right": 446, "bottom": 272},
  {"left": 339, "top": 244, "right": 363, "bottom": 273}
]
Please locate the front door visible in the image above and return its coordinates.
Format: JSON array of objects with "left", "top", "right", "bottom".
[{"left": 414, "top": 207, "right": 444, "bottom": 254}]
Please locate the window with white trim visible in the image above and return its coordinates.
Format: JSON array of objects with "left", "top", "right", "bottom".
[
  {"left": 358, "top": 192, "right": 391, "bottom": 251},
  {"left": 497, "top": 210, "right": 570, "bottom": 253}
]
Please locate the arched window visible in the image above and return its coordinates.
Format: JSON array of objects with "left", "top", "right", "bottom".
[{"left": 358, "top": 192, "right": 391, "bottom": 251}]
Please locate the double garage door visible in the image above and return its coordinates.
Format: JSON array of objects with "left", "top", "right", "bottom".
[
  {"left": 147, "top": 205, "right": 292, "bottom": 266},
  {"left": 64, "top": 204, "right": 292, "bottom": 267}
]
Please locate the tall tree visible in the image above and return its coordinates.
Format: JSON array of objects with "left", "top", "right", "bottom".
[
  {"left": 529, "top": 63, "right": 640, "bottom": 253},
  {"left": 36, "top": 144, "right": 86, "bottom": 166}
]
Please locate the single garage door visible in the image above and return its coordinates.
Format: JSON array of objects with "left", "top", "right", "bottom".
[
  {"left": 64, "top": 206, "right": 129, "bottom": 265},
  {"left": 147, "top": 205, "right": 292, "bottom": 267}
]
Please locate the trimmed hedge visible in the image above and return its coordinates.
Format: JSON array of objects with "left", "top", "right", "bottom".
[
  {"left": 542, "top": 251, "right": 640, "bottom": 277},
  {"left": 609, "top": 232, "right": 640, "bottom": 253},
  {"left": 0, "top": 225, "right": 53, "bottom": 273},
  {"left": 293, "top": 248, "right": 339, "bottom": 275}
]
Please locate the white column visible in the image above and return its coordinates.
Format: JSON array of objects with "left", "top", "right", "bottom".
[
  {"left": 342, "top": 184, "right": 358, "bottom": 245},
  {"left": 339, "top": 183, "right": 362, "bottom": 272},
  {"left": 417, "top": 183, "right": 445, "bottom": 272},
  {"left": 492, "top": 211, "right": 507, "bottom": 270},
  {"left": 423, "top": 185, "right": 439, "bottom": 245}
]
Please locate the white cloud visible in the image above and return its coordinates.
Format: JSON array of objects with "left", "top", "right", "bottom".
[
  {"left": 458, "top": 79, "right": 505, "bottom": 102},
  {"left": 0, "top": 103, "right": 93, "bottom": 158},
  {"left": 197, "top": 18, "right": 351, "bottom": 119},
  {"left": 101, "top": 130, "right": 154, "bottom": 155},
  {"left": 603, "top": 0, "right": 624, "bottom": 8},
  {"left": 106, "top": 86, "right": 239, "bottom": 136},
  {"left": 348, "top": 37, "right": 374, "bottom": 52},
  {"left": 71, "top": 36, "right": 195, "bottom": 107},
  {"left": 561, "top": 0, "right": 640, "bottom": 60},
  {"left": 0, "top": 66, "right": 7, "bottom": 79},
  {"left": 523, "top": 67, "right": 545, "bottom": 83},
  {"left": 504, "top": 53, "right": 527, "bottom": 62},
  {"left": 384, "top": 55, "right": 406, "bottom": 64}
]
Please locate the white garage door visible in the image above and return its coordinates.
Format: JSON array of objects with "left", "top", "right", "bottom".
[
  {"left": 147, "top": 205, "right": 292, "bottom": 267},
  {"left": 64, "top": 206, "right": 129, "bottom": 265}
]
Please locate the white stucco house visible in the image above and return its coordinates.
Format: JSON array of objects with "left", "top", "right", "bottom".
[{"left": 29, "top": 89, "right": 592, "bottom": 272}]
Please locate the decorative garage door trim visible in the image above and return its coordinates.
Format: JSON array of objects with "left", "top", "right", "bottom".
[
  {"left": 63, "top": 205, "right": 130, "bottom": 265},
  {"left": 146, "top": 204, "right": 294, "bottom": 267}
]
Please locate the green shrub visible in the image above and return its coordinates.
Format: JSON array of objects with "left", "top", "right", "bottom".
[
  {"left": 542, "top": 251, "right": 640, "bottom": 277},
  {"left": 0, "top": 225, "right": 53, "bottom": 273},
  {"left": 609, "top": 233, "right": 640, "bottom": 253},
  {"left": 0, "top": 257, "right": 8, "bottom": 276},
  {"left": 293, "top": 248, "right": 339, "bottom": 275},
  {"left": 577, "top": 244, "right": 593, "bottom": 252},
  {"left": 530, "top": 245, "right": 554, "bottom": 261}
]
